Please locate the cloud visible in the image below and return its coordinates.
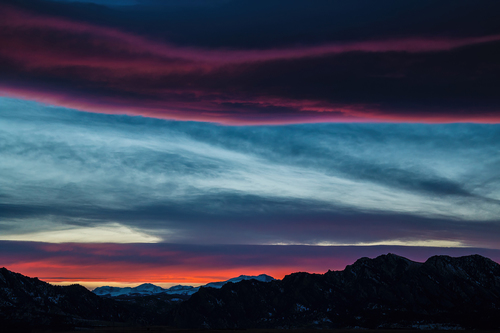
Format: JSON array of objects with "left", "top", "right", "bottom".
[
  {"left": 1, "top": 98, "right": 500, "bottom": 246},
  {"left": 1, "top": 1, "right": 499, "bottom": 287},
  {"left": 0, "top": 222, "right": 160, "bottom": 243},
  {"left": 1, "top": 3, "right": 500, "bottom": 124},
  {"left": 51, "top": 0, "right": 138, "bottom": 5}
]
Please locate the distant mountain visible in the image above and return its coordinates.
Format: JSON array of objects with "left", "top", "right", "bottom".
[
  {"left": 170, "top": 254, "right": 500, "bottom": 329},
  {"left": 204, "top": 274, "right": 275, "bottom": 289},
  {"left": 93, "top": 274, "right": 275, "bottom": 297},
  {"left": 93, "top": 283, "right": 168, "bottom": 297},
  {"left": 2, "top": 254, "right": 500, "bottom": 330}
]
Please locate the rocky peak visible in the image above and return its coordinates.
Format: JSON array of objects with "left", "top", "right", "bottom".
[
  {"left": 423, "top": 254, "right": 500, "bottom": 287},
  {"left": 3, "top": 255, "right": 500, "bottom": 330},
  {"left": 172, "top": 253, "right": 500, "bottom": 329},
  {"left": 426, "top": 254, "right": 499, "bottom": 271},
  {"left": 344, "top": 253, "right": 420, "bottom": 283}
]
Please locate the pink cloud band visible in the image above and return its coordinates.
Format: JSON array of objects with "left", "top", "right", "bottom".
[{"left": 1, "top": 5, "right": 499, "bottom": 124}]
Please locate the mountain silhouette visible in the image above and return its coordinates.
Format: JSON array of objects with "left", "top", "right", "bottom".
[
  {"left": 2, "top": 254, "right": 500, "bottom": 330},
  {"left": 170, "top": 254, "right": 500, "bottom": 329}
]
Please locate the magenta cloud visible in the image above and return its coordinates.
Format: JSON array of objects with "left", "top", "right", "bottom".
[{"left": 1, "top": 4, "right": 500, "bottom": 124}]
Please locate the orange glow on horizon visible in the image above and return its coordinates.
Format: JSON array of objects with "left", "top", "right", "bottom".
[
  {"left": 4, "top": 242, "right": 500, "bottom": 290},
  {"left": 2, "top": 249, "right": 347, "bottom": 289},
  {"left": 5, "top": 262, "right": 325, "bottom": 290}
]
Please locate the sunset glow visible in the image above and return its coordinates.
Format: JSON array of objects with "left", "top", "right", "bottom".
[{"left": 1, "top": 0, "right": 499, "bottom": 289}]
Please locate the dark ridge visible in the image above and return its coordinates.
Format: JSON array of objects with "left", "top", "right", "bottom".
[
  {"left": 170, "top": 254, "right": 500, "bottom": 329},
  {"left": 2, "top": 254, "right": 500, "bottom": 330}
]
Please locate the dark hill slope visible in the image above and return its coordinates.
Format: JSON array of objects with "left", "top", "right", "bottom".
[
  {"left": 2, "top": 254, "right": 500, "bottom": 329},
  {"left": 0, "top": 267, "right": 191, "bottom": 329},
  {"left": 0, "top": 267, "right": 130, "bottom": 328},
  {"left": 170, "top": 254, "right": 500, "bottom": 329}
]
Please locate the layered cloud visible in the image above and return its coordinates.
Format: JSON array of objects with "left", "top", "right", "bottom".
[
  {"left": 1, "top": 1, "right": 500, "bottom": 123},
  {"left": 1, "top": 98, "right": 500, "bottom": 248},
  {"left": 1, "top": 1, "right": 500, "bottom": 287}
]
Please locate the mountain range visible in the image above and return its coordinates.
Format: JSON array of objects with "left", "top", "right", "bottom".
[
  {"left": 93, "top": 274, "right": 275, "bottom": 297},
  {"left": 2, "top": 254, "right": 500, "bottom": 330}
]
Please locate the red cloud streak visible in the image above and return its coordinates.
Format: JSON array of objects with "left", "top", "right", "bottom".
[{"left": 1, "top": 5, "right": 500, "bottom": 124}]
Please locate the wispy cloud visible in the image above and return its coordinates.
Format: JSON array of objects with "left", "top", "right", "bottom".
[
  {"left": 1, "top": 0, "right": 499, "bottom": 288},
  {"left": 1, "top": 3, "right": 500, "bottom": 123},
  {"left": 0, "top": 222, "right": 160, "bottom": 243},
  {"left": 1, "top": 98, "right": 499, "bottom": 246}
]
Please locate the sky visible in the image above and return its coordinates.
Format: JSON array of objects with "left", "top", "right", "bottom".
[{"left": 1, "top": 0, "right": 500, "bottom": 289}]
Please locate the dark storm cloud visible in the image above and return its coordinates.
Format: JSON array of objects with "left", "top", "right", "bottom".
[
  {"left": 1, "top": 0, "right": 500, "bottom": 123},
  {"left": 1, "top": 98, "right": 500, "bottom": 247}
]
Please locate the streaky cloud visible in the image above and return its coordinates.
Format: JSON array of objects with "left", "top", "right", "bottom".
[
  {"left": 1, "top": 98, "right": 500, "bottom": 247},
  {"left": 1, "top": 4, "right": 500, "bottom": 124}
]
